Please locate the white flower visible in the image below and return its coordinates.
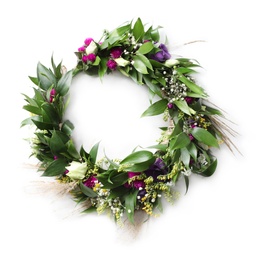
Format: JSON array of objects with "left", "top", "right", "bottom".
[
  {"left": 164, "top": 59, "right": 179, "bottom": 67},
  {"left": 66, "top": 161, "right": 88, "bottom": 180},
  {"left": 85, "top": 41, "right": 97, "bottom": 55},
  {"left": 114, "top": 57, "right": 130, "bottom": 67}
]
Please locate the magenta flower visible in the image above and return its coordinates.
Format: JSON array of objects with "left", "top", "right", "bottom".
[
  {"left": 84, "top": 175, "right": 97, "bottom": 188},
  {"left": 49, "top": 88, "right": 56, "bottom": 102},
  {"left": 110, "top": 47, "right": 122, "bottom": 59},
  {"left": 133, "top": 180, "right": 145, "bottom": 189},
  {"left": 185, "top": 97, "right": 194, "bottom": 104},
  {"left": 54, "top": 155, "right": 58, "bottom": 160},
  {"left": 106, "top": 59, "right": 117, "bottom": 70},
  {"left": 167, "top": 103, "right": 173, "bottom": 109},
  {"left": 64, "top": 169, "right": 69, "bottom": 174},
  {"left": 189, "top": 134, "right": 194, "bottom": 141},
  {"left": 82, "top": 55, "right": 87, "bottom": 63},
  {"left": 78, "top": 46, "right": 86, "bottom": 52},
  {"left": 84, "top": 38, "right": 94, "bottom": 46},
  {"left": 128, "top": 172, "right": 140, "bottom": 178},
  {"left": 86, "top": 53, "right": 96, "bottom": 62}
]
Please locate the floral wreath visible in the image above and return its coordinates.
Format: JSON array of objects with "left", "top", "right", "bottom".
[{"left": 22, "top": 18, "right": 236, "bottom": 225}]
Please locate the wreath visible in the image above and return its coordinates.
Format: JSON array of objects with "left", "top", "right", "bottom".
[{"left": 21, "top": 18, "right": 236, "bottom": 225}]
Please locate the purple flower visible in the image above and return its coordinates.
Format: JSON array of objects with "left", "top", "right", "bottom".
[
  {"left": 133, "top": 180, "right": 145, "bottom": 189},
  {"left": 64, "top": 169, "right": 69, "bottom": 174},
  {"left": 49, "top": 88, "right": 56, "bottom": 102},
  {"left": 110, "top": 47, "right": 122, "bottom": 59},
  {"left": 106, "top": 60, "right": 117, "bottom": 70},
  {"left": 54, "top": 155, "right": 58, "bottom": 160},
  {"left": 128, "top": 172, "right": 140, "bottom": 178},
  {"left": 145, "top": 158, "right": 168, "bottom": 182},
  {"left": 82, "top": 55, "right": 88, "bottom": 63},
  {"left": 167, "top": 103, "right": 173, "bottom": 109},
  {"left": 185, "top": 97, "right": 194, "bottom": 104},
  {"left": 78, "top": 46, "right": 86, "bottom": 52},
  {"left": 151, "top": 43, "right": 171, "bottom": 62},
  {"left": 84, "top": 175, "right": 97, "bottom": 188},
  {"left": 189, "top": 134, "right": 194, "bottom": 141},
  {"left": 124, "top": 172, "right": 145, "bottom": 190},
  {"left": 84, "top": 38, "right": 94, "bottom": 46},
  {"left": 86, "top": 53, "right": 96, "bottom": 62}
]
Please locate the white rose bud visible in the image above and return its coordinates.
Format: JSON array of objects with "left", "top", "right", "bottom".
[
  {"left": 114, "top": 57, "right": 130, "bottom": 67},
  {"left": 66, "top": 161, "right": 88, "bottom": 180},
  {"left": 85, "top": 41, "right": 98, "bottom": 55},
  {"left": 164, "top": 59, "right": 180, "bottom": 67}
]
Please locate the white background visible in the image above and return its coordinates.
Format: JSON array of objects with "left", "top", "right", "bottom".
[{"left": 1, "top": 0, "right": 259, "bottom": 259}]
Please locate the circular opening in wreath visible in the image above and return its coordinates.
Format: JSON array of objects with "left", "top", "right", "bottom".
[{"left": 64, "top": 72, "right": 168, "bottom": 160}]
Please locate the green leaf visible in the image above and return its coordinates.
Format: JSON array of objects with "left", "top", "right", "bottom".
[
  {"left": 187, "top": 142, "right": 198, "bottom": 161},
  {"left": 41, "top": 103, "right": 60, "bottom": 124},
  {"left": 174, "top": 100, "right": 195, "bottom": 115},
  {"left": 56, "top": 70, "right": 72, "bottom": 96},
  {"left": 20, "top": 116, "right": 41, "bottom": 127},
  {"left": 49, "top": 130, "right": 69, "bottom": 155},
  {"left": 120, "top": 150, "right": 154, "bottom": 165},
  {"left": 79, "top": 182, "right": 98, "bottom": 198},
  {"left": 42, "top": 158, "right": 67, "bottom": 176},
  {"left": 150, "top": 28, "right": 160, "bottom": 42},
  {"left": 170, "top": 132, "right": 190, "bottom": 150},
  {"left": 136, "top": 53, "right": 153, "bottom": 71},
  {"left": 141, "top": 99, "right": 167, "bottom": 117},
  {"left": 184, "top": 175, "right": 189, "bottom": 194},
  {"left": 61, "top": 120, "right": 74, "bottom": 136},
  {"left": 97, "top": 170, "right": 128, "bottom": 189},
  {"left": 51, "top": 56, "right": 62, "bottom": 79},
  {"left": 143, "top": 76, "right": 162, "bottom": 98},
  {"left": 31, "top": 119, "right": 57, "bottom": 130},
  {"left": 29, "top": 76, "right": 39, "bottom": 86},
  {"left": 125, "top": 189, "right": 139, "bottom": 224},
  {"left": 175, "top": 67, "right": 196, "bottom": 74},
  {"left": 137, "top": 41, "right": 154, "bottom": 55},
  {"left": 171, "top": 119, "right": 183, "bottom": 137},
  {"left": 132, "top": 56, "right": 148, "bottom": 74},
  {"left": 66, "top": 140, "right": 80, "bottom": 159},
  {"left": 37, "top": 62, "right": 56, "bottom": 91},
  {"left": 89, "top": 141, "right": 100, "bottom": 164},
  {"left": 122, "top": 157, "right": 155, "bottom": 172},
  {"left": 23, "top": 105, "right": 42, "bottom": 115},
  {"left": 132, "top": 18, "right": 144, "bottom": 41},
  {"left": 146, "top": 144, "right": 167, "bottom": 152},
  {"left": 196, "top": 159, "right": 217, "bottom": 177},
  {"left": 180, "top": 148, "right": 190, "bottom": 167},
  {"left": 98, "top": 58, "right": 108, "bottom": 78},
  {"left": 191, "top": 127, "right": 219, "bottom": 148}
]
